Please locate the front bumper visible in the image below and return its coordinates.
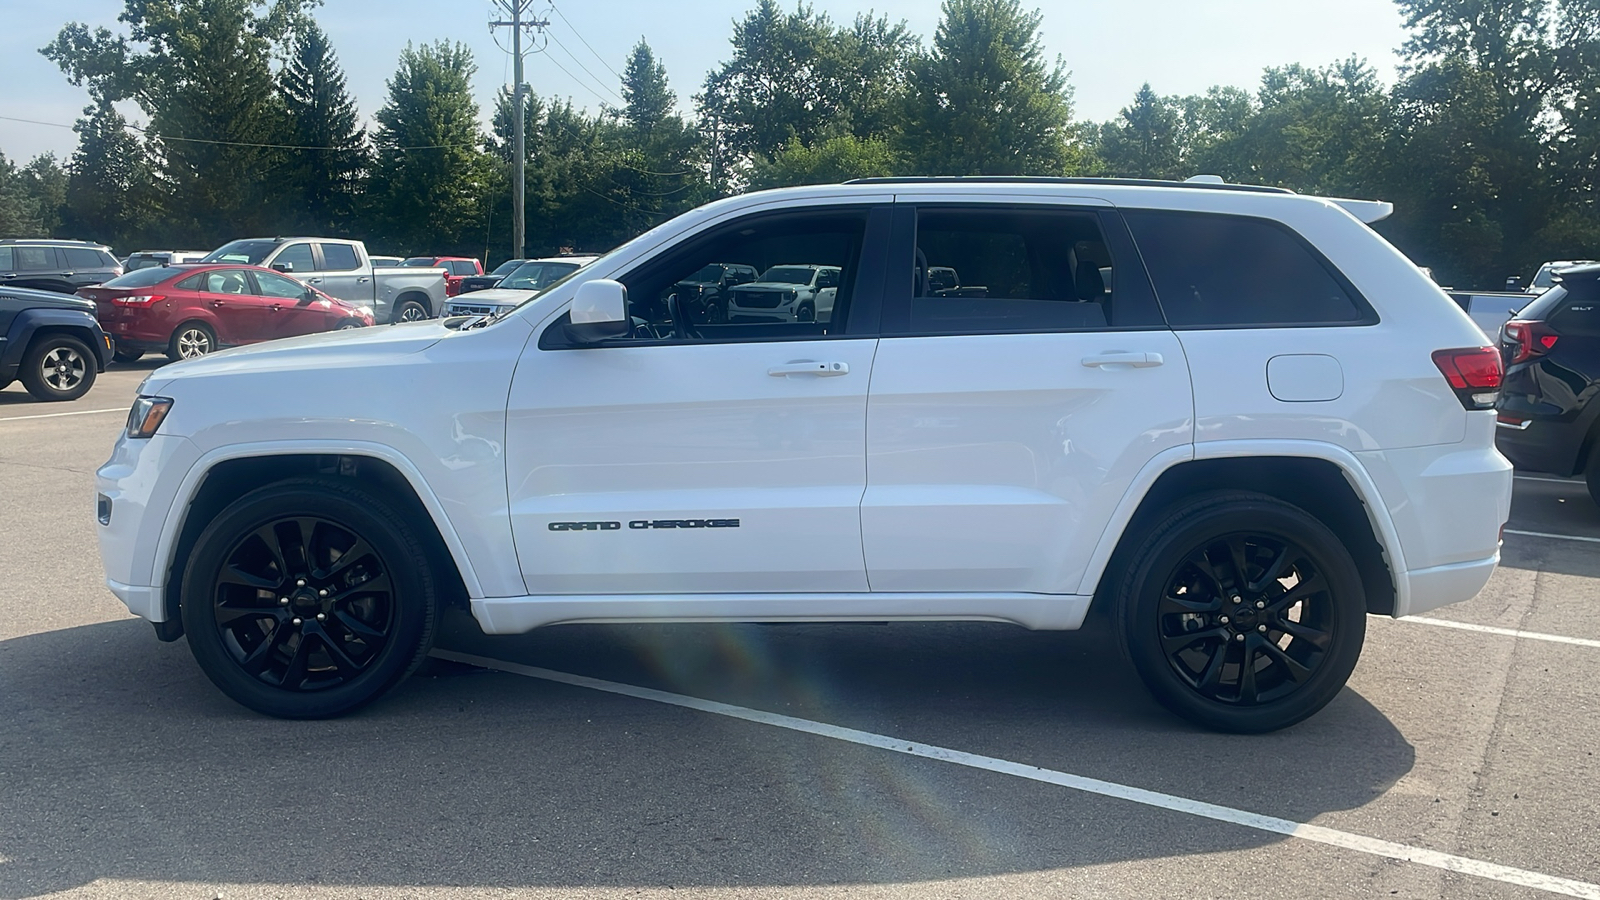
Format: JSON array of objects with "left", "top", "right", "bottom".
[{"left": 96, "top": 432, "right": 200, "bottom": 622}]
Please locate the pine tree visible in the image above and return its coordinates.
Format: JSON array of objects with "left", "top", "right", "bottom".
[
  {"left": 280, "top": 20, "right": 368, "bottom": 233},
  {"left": 900, "top": 0, "right": 1078, "bottom": 175},
  {"left": 1094, "top": 84, "right": 1185, "bottom": 179},
  {"left": 368, "top": 41, "right": 492, "bottom": 255},
  {"left": 62, "top": 101, "right": 156, "bottom": 249},
  {"left": 19, "top": 155, "right": 68, "bottom": 237},
  {"left": 0, "top": 152, "right": 45, "bottom": 237}
]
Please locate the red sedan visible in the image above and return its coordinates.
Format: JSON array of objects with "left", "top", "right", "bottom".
[{"left": 79, "top": 264, "right": 376, "bottom": 362}]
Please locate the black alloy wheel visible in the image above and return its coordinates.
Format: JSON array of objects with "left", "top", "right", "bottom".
[
  {"left": 392, "top": 299, "right": 429, "bottom": 323},
  {"left": 796, "top": 303, "right": 816, "bottom": 323},
  {"left": 1116, "top": 492, "right": 1366, "bottom": 733},
  {"left": 181, "top": 477, "right": 437, "bottom": 718},
  {"left": 21, "top": 335, "right": 97, "bottom": 401}
]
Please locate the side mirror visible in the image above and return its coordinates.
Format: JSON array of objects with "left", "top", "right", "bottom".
[
  {"left": 564, "top": 279, "right": 630, "bottom": 344},
  {"left": 272, "top": 262, "right": 293, "bottom": 273}
]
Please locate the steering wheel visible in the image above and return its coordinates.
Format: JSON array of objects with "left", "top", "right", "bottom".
[{"left": 666, "top": 290, "right": 702, "bottom": 340}]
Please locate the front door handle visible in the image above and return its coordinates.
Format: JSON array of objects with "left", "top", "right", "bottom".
[
  {"left": 306, "top": 277, "right": 323, "bottom": 284},
  {"left": 1082, "top": 351, "right": 1164, "bottom": 369},
  {"left": 768, "top": 360, "right": 849, "bottom": 377}
]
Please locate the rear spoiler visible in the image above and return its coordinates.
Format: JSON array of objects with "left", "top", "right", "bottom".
[{"left": 1330, "top": 198, "right": 1394, "bottom": 224}]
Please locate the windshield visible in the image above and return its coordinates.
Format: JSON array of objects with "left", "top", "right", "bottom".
[
  {"left": 124, "top": 256, "right": 165, "bottom": 271},
  {"left": 402, "top": 257, "right": 436, "bottom": 267},
  {"left": 202, "top": 240, "right": 278, "bottom": 265},
  {"left": 757, "top": 266, "right": 815, "bottom": 285},
  {"left": 490, "top": 259, "right": 524, "bottom": 277},
  {"left": 684, "top": 264, "right": 726, "bottom": 283},
  {"left": 1533, "top": 262, "right": 1597, "bottom": 289},
  {"left": 501, "top": 261, "right": 580, "bottom": 292},
  {"left": 102, "top": 267, "right": 179, "bottom": 288}
]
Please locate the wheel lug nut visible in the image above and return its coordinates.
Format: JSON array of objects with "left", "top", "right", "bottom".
[
  {"left": 316, "top": 613, "right": 326, "bottom": 622},
  {"left": 279, "top": 597, "right": 289, "bottom": 605},
  {"left": 291, "top": 617, "right": 302, "bottom": 626},
  {"left": 1220, "top": 616, "right": 1230, "bottom": 624},
  {"left": 318, "top": 589, "right": 328, "bottom": 597},
  {"left": 1231, "top": 596, "right": 1241, "bottom": 604},
  {"left": 1255, "top": 601, "right": 1265, "bottom": 609},
  {"left": 1235, "top": 633, "right": 1246, "bottom": 641},
  {"left": 296, "top": 579, "right": 306, "bottom": 587},
  {"left": 1258, "top": 624, "right": 1267, "bottom": 632}
]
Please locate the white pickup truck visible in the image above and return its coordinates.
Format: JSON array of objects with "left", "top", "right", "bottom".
[{"left": 202, "top": 238, "right": 448, "bottom": 324}]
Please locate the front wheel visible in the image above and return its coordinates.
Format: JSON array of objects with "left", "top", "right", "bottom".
[
  {"left": 21, "top": 335, "right": 97, "bottom": 401},
  {"left": 180, "top": 477, "right": 438, "bottom": 718},
  {"left": 1114, "top": 492, "right": 1366, "bottom": 733}
]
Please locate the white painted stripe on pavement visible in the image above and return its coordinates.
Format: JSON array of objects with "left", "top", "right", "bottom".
[
  {"left": 0, "top": 407, "right": 124, "bottom": 422},
  {"left": 431, "top": 648, "right": 1600, "bottom": 900},
  {"left": 1505, "top": 528, "right": 1600, "bottom": 545},
  {"left": 1514, "top": 475, "right": 1582, "bottom": 485},
  {"left": 1394, "top": 615, "right": 1600, "bottom": 649}
]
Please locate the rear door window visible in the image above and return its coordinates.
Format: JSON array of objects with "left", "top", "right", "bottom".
[
  {"left": 449, "top": 260, "right": 478, "bottom": 276},
  {"left": 317, "top": 243, "right": 360, "bottom": 271},
  {"left": 64, "top": 248, "right": 108, "bottom": 269},
  {"left": 13, "top": 247, "right": 58, "bottom": 271},
  {"left": 1123, "top": 210, "right": 1372, "bottom": 328}
]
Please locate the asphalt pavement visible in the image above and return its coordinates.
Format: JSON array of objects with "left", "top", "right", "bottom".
[{"left": 2, "top": 364, "right": 1598, "bottom": 900}]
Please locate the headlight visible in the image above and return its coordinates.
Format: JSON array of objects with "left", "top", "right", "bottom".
[{"left": 126, "top": 396, "right": 174, "bottom": 439}]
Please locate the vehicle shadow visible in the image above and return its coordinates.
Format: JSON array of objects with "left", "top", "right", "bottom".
[{"left": 0, "top": 614, "right": 1415, "bottom": 896}]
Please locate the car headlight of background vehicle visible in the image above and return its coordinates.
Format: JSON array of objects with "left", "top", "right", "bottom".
[{"left": 126, "top": 397, "right": 174, "bottom": 439}]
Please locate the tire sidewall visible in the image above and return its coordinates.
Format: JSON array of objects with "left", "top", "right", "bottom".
[
  {"left": 181, "top": 480, "right": 436, "bottom": 718},
  {"left": 1118, "top": 495, "right": 1367, "bottom": 733},
  {"left": 21, "top": 335, "right": 96, "bottom": 401},
  {"left": 391, "top": 300, "right": 427, "bottom": 324},
  {"left": 167, "top": 322, "right": 215, "bottom": 361}
]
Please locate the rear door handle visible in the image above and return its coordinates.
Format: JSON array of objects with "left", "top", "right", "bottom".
[
  {"left": 768, "top": 361, "right": 849, "bottom": 377},
  {"left": 357, "top": 277, "right": 370, "bottom": 284},
  {"left": 1082, "top": 351, "right": 1164, "bottom": 368},
  {"left": 307, "top": 277, "right": 323, "bottom": 284}
]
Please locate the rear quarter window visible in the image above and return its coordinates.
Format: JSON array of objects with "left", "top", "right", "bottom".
[
  {"left": 1123, "top": 210, "right": 1373, "bottom": 328},
  {"left": 65, "top": 248, "right": 111, "bottom": 269}
]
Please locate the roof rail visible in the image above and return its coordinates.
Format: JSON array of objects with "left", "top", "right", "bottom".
[{"left": 841, "top": 176, "right": 1294, "bottom": 195}]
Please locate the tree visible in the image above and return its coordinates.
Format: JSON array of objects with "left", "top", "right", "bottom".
[
  {"left": 899, "top": 0, "right": 1079, "bottom": 175},
  {"left": 42, "top": 0, "right": 310, "bottom": 244},
  {"left": 1094, "top": 84, "right": 1185, "bottom": 179},
  {"left": 607, "top": 40, "right": 702, "bottom": 234},
  {"left": 61, "top": 101, "right": 156, "bottom": 249},
  {"left": 368, "top": 41, "right": 493, "bottom": 256},
  {"left": 280, "top": 20, "right": 368, "bottom": 233},
  {"left": 0, "top": 153, "right": 45, "bottom": 237},
  {"left": 746, "top": 134, "right": 899, "bottom": 189}
]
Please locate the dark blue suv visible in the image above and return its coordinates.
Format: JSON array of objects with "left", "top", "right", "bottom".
[{"left": 0, "top": 285, "right": 113, "bottom": 401}]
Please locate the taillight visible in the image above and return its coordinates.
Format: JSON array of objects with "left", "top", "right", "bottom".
[
  {"left": 1432, "top": 347, "right": 1503, "bottom": 409},
  {"left": 1500, "top": 320, "right": 1559, "bottom": 365},
  {"left": 112, "top": 294, "right": 165, "bottom": 306}
]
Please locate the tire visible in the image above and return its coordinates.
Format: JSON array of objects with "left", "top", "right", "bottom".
[
  {"left": 1585, "top": 445, "right": 1600, "bottom": 508},
  {"left": 180, "top": 477, "right": 438, "bottom": 718},
  {"left": 20, "top": 334, "right": 97, "bottom": 401},
  {"left": 336, "top": 319, "right": 363, "bottom": 331},
  {"left": 113, "top": 346, "right": 144, "bottom": 364},
  {"left": 391, "top": 298, "right": 429, "bottom": 324},
  {"left": 167, "top": 322, "right": 216, "bottom": 361},
  {"left": 1114, "top": 491, "right": 1366, "bottom": 733},
  {"left": 796, "top": 303, "right": 815, "bottom": 323}
]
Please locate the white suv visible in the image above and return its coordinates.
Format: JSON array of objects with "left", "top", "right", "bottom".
[
  {"left": 96, "top": 178, "right": 1511, "bottom": 732},
  {"left": 725, "top": 264, "right": 842, "bottom": 323}
]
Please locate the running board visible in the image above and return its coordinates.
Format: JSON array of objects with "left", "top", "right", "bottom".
[{"left": 470, "top": 592, "right": 1092, "bottom": 634}]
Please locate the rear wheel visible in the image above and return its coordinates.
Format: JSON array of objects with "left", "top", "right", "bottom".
[
  {"left": 180, "top": 477, "right": 438, "bottom": 718},
  {"left": 1115, "top": 491, "right": 1366, "bottom": 733},
  {"left": 167, "top": 322, "right": 216, "bottom": 361},
  {"left": 21, "top": 335, "right": 97, "bottom": 401},
  {"left": 1585, "top": 445, "right": 1600, "bottom": 507},
  {"left": 391, "top": 299, "right": 429, "bottom": 323},
  {"left": 113, "top": 346, "right": 145, "bottom": 364}
]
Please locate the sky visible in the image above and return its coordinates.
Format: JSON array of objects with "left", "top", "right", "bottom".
[{"left": 0, "top": 0, "right": 1414, "bottom": 163}]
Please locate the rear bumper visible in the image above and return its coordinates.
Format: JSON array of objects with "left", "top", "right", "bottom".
[{"left": 1404, "top": 554, "right": 1500, "bottom": 617}]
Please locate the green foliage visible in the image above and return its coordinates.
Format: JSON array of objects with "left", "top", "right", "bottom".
[
  {"left": 899, "top": 0, "right": 1079, "bottom": 176},
  {"left": 1094, "top": 84, "right": 1186, "bottom": 180},
  {"left": 61, "top": 101, "right": 155, "bottom": 250},
  {"left": 280, "top": 20, "right": 369, "bottom": 234},
  {"left": 367, "top": 41, "right": 493, "bottom": 256},
  {"left": 747, "top": 135, "right": 900, "bottom": 189}
]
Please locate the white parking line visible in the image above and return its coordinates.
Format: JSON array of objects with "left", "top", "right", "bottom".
[
  {"left": 432, "top": 648, "right": 1600, "bottom": 900},
  {"left": 1515, "top": 475, "right": 1582, "bottom": 485},
  {"left": 1505, "top": 528, "right": 1600, "bottom": 545},
  {"left": 0, "top": 407, "right": 124, "bottom": 422},
  {"left": 1393, "top": 616, "right": 1600, "bottom": 649}
]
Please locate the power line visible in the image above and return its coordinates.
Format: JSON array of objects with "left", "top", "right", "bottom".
[
  {"left": 549, "top": 3, "right": 623, "bottom": 81},
  {"left": 546, "top": 29, "right": 623, "bottom": 103},
  {"left": 537, "top": 48, "right": 616, "bottom": 107},
  {"left": 0, "top": 113, "right": 475, "bottom": 152}
]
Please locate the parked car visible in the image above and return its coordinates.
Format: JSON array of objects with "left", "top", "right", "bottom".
[
  {"left": 368, "top": 256, "right": 405, "bottom": 268},
  {"left": 1449, "top": 290, "right": 1534, "bottom": 340},
  {"left": 441, "top": 255, "right": 597, "bottom": 317},
  {"left": 402, "top": 256, "right": 483, "bottom": 296},
  {"left": 124, "top": 250, "right": 209, "bottom": 271},
  {"left": 97, "top": 176, "right": 1508, "bottom": 732},
  {"left": 0, "top": 239, "right": 123, "bottom": 295},
  {"left": 79, "top": 264, "right": 375, "bottom": 362},
  {"left": 1495, "top": 264, "right": 1600, "bottom": 503},
  {"left": 1, "top": 284, "right": 112, "bottom": 400},
  {"left": 202, "top": 238, "right": 446, "bottom": 323},
  {"left": 669, "top": 263, "right": 758, "bottom": 323},
  {"left": 726, "top": 264, "right": 842, "bottom": 323},
  {"left": 1526, "top": 260, "right": 1598, "bottom": 295},
  {"left": 455, "top": 258, "right": 529, "bottom": 295}
]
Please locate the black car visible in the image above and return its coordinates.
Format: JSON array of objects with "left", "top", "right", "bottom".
[
  {"left": 0, "top": 239, "right": 124, "bottom": 294},
  {"left": 1495, "top": 264, "right": 1600, "bottom": 503},
  {"left": 456, "top": 258, "right": 528, "bottom": 294},
  {"left": 0, "top": 285, "right": 113, "bottom": 401},
  {"left": 672, "top": 263, "right": 758, "bottom": 323}
]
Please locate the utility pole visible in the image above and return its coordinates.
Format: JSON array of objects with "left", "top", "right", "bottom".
[{"left": 490, "top": 1, "right": 547, "bottom": 260}]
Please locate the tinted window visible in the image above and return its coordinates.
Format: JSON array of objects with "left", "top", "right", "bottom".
[
  {"left": 402, "top": 257, "right": 435, "bottom": 267},
  {"left": 203, "top": 240, "right": 279, "bottom": 265},
  {"left": 255, "top": 271, "right": 307, "bottom": 299},
  {"left": 65, "top": 248, "right": 109, "bottom": 269},
  {"left": 13, "top": 247, "right": 58, "bottom": 271},
  {"left": 501, "top": 262, "right": 580, "bottom": 292},
  {"left": 175, "top": 273, "right": 205, "bottom": 290},
  {"left": 445, "top": 260, "right": 472, "bottom": 275},
  {"left": 1124, "top": 210, "right": 1367, "bottom": 328},
  {"left": 273, "top": 243, "right": 315, "bottom": 274},
  {"left": 103, "top": 267, "right": 177, "bottom": 289},
  {"left": 318, "top": 243, "right": 360, "bottom": 271},
  {"left": 910, "top": 207, "right": 1129, "bottom": 333},
  {"left": 490, "top": 259, "right": 524, "bottom": 276},
  {"left": 125, "top": 255, "right": 165, "bottom": 271},
  {"left": 0, "top": 247, "right": 11, "bottom": 270},
  {"left": 205, "top": 270, "right": 252, "bottom": 294},
  {"left": 596, "top": 208, "right": 867, "bottom": 343}
]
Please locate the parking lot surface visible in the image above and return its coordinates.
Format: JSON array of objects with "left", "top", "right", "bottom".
[{"left": 3, "top": 365, "right": 1598, "bottom": 900}]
